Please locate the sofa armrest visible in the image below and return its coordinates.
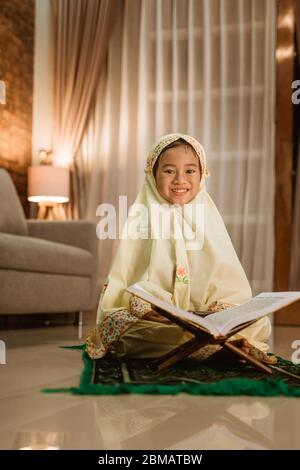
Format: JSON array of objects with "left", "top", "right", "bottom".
[{"left": 27, "top": 220, "right": 98, "bottom": 256}]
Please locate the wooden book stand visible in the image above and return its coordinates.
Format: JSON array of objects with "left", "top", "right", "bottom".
[{"left": 150, "top": 306, "right": 273, "bottom": 375}]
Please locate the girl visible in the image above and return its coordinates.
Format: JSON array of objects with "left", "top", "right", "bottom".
[{"left": 86, "top": 133, "right": 271, "bottom": 361}]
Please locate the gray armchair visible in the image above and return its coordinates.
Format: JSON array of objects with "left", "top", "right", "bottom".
[{"left": 0, "top": 169, "right": 99, "bottom": 319}]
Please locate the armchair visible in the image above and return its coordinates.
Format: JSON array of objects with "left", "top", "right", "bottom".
[{"left": 0, "top": 169, "right": 99, "bottom": 324}]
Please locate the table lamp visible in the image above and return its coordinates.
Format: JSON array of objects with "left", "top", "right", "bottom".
[{"left": 28, "top": 165, "right": 70, "bottom": 220}]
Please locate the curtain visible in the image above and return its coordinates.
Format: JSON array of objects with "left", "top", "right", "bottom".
[
  {"left": 51, "top": 0, "right": 118, "bottom": 218},
  {"left": 79, "top": 0, "right": 142, "bottom": 283},
  {"left": 81, "top": 0, "right": 276, "bottom": 293}
]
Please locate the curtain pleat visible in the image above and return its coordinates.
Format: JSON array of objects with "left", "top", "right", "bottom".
[
  {"left": 171, "top": 0, "right": 179, "bottom": 132},
  {"left": 202, "top": 0, "right": 212, "bottom": 152},
  {"left": 187, "top": 0, "right": 195, "bottom": 135},
  {"left": 155, "top": 0, "right": 164, "bottom": 137},
  {"left": 51, "top": 0, "right": 118, "bottom": 218}
]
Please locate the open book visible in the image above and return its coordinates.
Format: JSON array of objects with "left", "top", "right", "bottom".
[{"left": 127, "top": 284, "right": 300, "bottom": 339}]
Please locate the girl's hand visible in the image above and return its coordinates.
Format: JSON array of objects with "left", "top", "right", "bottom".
[{"left": 143, "top": 310, "right": 172, "bottom": 324}]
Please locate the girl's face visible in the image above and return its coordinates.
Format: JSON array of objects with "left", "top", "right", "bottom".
[{"left": 154, "top": 145, "right": 201, "bottom": 205}]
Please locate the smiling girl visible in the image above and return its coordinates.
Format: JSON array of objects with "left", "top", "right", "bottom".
[{"left": 86, "top": 134, "right": 271, "bottom": 360}]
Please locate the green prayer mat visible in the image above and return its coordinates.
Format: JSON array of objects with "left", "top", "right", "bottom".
[{"left": 42, "top": 345, "right": 300, "bottom": 397}]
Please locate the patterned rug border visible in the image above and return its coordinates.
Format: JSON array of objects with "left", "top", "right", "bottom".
[{"left": 41, "top": 345, "right": 300, "bottom": 397}]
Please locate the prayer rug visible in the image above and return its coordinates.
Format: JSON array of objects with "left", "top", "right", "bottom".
[{"left": 42, "top": 345, "right": 300, "bottom": 396}]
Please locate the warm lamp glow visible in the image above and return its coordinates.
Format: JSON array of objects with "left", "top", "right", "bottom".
[
  {"left": 278, "top": 10, "right": 294, "bottom": 30},
  {"left": 28, "top": 195, "right": 69, "bottom": 203},
  {"left": 19, "top": 445, "right": 60, "bottom": 450},
  {"left": 28, "top": 166, "right": 70, "bottom": 203},
  {"left": 276, "top": 45, "right": 294, "bottom": 62},
  {"left": 53, "top": 150, "right": 73, "bottom": 167}
]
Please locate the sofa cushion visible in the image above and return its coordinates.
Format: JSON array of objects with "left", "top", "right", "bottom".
[
  {"left": 0, "top": 169, "right": 28, "bottom": 235},
  {"left": 0, "top": 270, "right": 93, "bottom": 314},
  {"left": 0, "top": 233, "right": 95, "bottom": 276}
]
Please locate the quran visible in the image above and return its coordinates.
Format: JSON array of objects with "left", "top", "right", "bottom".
[
  {"left": 126, "top": 284, "right": 300, "bottom": 373},
  {"left": 127, "top": 284, "right": 300, "bottom": 339}
]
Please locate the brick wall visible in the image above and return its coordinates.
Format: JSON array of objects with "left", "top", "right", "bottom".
[{"left": 0, "top": 0, "right": 35, "bottom": 217}]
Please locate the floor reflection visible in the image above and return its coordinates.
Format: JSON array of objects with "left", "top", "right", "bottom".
[{"left": 91, "top": 395, "right": 274, "bottom": 450}]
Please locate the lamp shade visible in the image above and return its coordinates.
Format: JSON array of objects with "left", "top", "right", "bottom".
[{"left": 28, "top": 166, "right": 70, "bottom": 203}]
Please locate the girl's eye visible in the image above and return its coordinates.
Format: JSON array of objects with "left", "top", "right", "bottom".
[
  {"left": 164, "top": 169, "right": 175, "bottom": 174},
  {"left": 186, "top": 169, "right": 196, "bottom": 174}
]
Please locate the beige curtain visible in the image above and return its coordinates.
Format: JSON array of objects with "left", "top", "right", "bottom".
[
  {"left": 79, "top": 0, "right": 141, "bottom": 283},
  {"left": 81, "top": 0, "right": 276, "bottom": 292},
  {"left": 51, "top": 0, "right": 118, "bottom": 217}
]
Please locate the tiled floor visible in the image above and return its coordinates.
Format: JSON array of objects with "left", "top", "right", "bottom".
[{"left": 0, "top": 324, "right": 300, "bottom": 450}]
